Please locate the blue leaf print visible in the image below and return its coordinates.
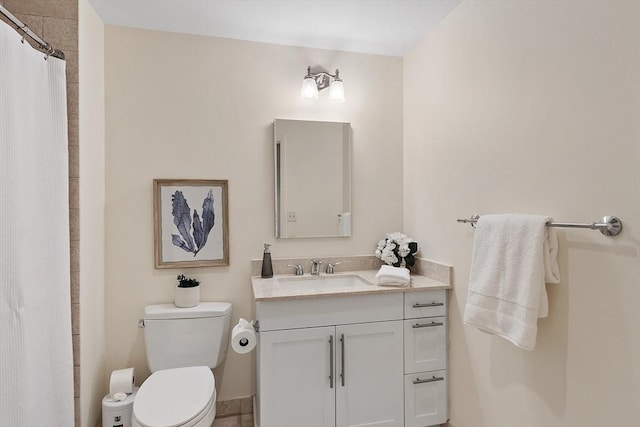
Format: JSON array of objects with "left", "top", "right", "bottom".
[
  {"left": 170, "top": 188, "right": 216, "bottom": 257},
  {"left": 171, "top": 191, "right": 195, "bottom": 253},
  {"left": 193, "top": 209, "right": 204, "bottom": 253},
  {"left": 171, "top": 234, "right": 191, "bottom": 252},
  {"left": 200, "top": 189, "right": 215, "bottom": 249}
]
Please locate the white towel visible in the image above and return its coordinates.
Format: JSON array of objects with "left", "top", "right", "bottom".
[
  {"left": 375, "top": 265, "right": 411, "bottom": 286},
  {"left": 463, "top": 214, "right": 560, "bottom": 350}
]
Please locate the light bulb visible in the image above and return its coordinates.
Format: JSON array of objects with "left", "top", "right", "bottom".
[
  {"left": 329, "top": 79, "right": 345, "bottom": 103},
  {"left": 301, "top": 77, "right": 319, "bottom": 99}
]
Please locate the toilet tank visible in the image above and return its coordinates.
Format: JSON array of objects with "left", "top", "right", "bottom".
[{"left": 142, "top": 302, "right": 232, "bottom": 372}]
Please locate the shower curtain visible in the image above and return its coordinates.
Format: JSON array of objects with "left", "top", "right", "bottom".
[{"left": 0, "top": 21, "right": 74, "bottom": 425}]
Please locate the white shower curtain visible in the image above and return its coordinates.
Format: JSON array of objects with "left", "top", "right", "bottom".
[{"left": 0, "top": 21, "right": 74, "bottom": 425}]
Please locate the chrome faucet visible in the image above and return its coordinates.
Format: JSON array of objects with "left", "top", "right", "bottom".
[
  {"left": 288, "top": 264, "right": 304, "bottom": 276},
  {"left": 310, "top": 259, "right": 323, "bottom": 275},
  {"left": 326, "top": 262, "right": 341, "bottom": 274}
]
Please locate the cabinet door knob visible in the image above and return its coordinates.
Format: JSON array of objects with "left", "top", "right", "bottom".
[
  {"left": 412, "top": 321, "right": 444, "bottom": 328},
  {"left": 413, "top": 376, "right": 445, "bottom": 385}
]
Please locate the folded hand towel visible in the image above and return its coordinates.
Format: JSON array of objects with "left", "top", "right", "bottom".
[
  {"left": 375, "top": 265, "right": 411, "bottom": 286},
  {"left": 463, "top": 214, "right": 561, "bottom": 350}
]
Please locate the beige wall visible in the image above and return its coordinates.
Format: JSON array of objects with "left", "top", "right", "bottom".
[
  {"left": 404, "top": 1, "right": 640, "bottom": 426},
  {"left": 104, "top": 26, "right": 403, "bottom": 400},
  {"left": 79, "top": 1, "right": 106, "bottom": 426}
]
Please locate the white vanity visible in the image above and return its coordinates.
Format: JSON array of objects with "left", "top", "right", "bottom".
[{"left": 252, "top": 269, "right": 451, "bottom": 427}]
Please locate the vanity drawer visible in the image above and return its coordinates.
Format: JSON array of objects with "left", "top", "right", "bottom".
[
  {"left": 257, "top": 292, "right": 403, "bottom": 331},
  {"left": 404, "top": 317, "right": 446, "bottom": 373},
  {"left": 404, "top": 290, "right": 446, "bottom": 319},
  {"left": 404, "top": 370, "right": 447, "bottom": 427}
]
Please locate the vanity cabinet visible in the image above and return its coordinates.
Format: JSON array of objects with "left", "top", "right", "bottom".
[
  {"left": 256, "top": 293, "right": 404, "bottom": 427},
  {"left": 404, "top": 291, "right": 448, "bottom": 427},
  {"left": 255, "top": 289, "right": 447, "bottom": 427},
  {"left": 258, "top": 321, "right": 404, "bottom": 427}
]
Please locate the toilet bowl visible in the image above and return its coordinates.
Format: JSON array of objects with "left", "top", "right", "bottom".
[
  {"left": 132, "top": 366, "right": 216, "bottom": 427},
  {"left": 132, "top": 302, "right": 232, "bottom": 427}
]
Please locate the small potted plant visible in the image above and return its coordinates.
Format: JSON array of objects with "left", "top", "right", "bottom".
[{"left": 174, "top": 274, "right": 200, "bottom": 308}]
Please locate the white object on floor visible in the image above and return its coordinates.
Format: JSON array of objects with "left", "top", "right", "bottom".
[
  {"left": 132, "top": 302, "right": 232, "bottom": 427},
  {"left": 102, "top": 388, "right": 137, "bottom": 427},
  {"left": 463, "top": 214, "right": 561, "bottom": 350}
]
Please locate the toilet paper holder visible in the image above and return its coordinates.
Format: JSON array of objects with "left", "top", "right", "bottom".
[{"left": 232, "top": 318, "right": 258, "bottom": 354}]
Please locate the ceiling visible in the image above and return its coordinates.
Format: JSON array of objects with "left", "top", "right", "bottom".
[{"left": 89, "top": 0, "right": 461, "bottom": 57}]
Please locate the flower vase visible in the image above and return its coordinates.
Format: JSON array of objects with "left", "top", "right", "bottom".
[{"left": 174, "top": 285, "right": 200, "bottom": 308}]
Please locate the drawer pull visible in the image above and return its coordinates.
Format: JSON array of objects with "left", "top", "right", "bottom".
[
  {"left": 413, "top": 376, "right": 445, "bottom": 385},
  {"left": 412, "top": 302, "right": 444, "bottom": 308},
  {"left": 412, "top": 321, "right": 444, "bottom": 328}
]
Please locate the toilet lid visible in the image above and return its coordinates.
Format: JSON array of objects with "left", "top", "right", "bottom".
[{"left": 133, "top": 366, "right": 215, "bottom": 427}]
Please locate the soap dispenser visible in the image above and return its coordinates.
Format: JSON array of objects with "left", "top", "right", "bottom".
[{"left": 261, "top": 243, "right": 273, "bottom": 278}]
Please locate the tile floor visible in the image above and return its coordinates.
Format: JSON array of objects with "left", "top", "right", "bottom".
[
  {"left": 211, "top": 413, "right": 254, "bottom": 427},
  {"left": 212, "top": 397, "right": 254, "bottom": 427}
]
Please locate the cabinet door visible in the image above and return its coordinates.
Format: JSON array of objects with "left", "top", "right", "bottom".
[
  {"left": 404, "top": 370, "right": 447, "bottom": 427},
  {"left": 335, "top": 321, "right": 404, "bottom": 427},
  {"left": 258, "top": 327, "right": 335, "bottom": 427},
  {"left": 404, "top": 317, "right": 446, "bottom": 374}
]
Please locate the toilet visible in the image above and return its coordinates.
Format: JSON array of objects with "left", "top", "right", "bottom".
[{"left": 132, "top": 302, "right": 232, "bottom": 427}]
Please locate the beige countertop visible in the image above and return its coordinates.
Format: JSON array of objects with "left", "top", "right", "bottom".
[{"left": 252, "top": 270, "right": 452, "bottom": 302}]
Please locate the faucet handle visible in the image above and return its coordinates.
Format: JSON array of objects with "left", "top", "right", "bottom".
[
  {"left": 326, "top": 262, "right": 342, "bottom": 274},
  {"left": 287, "top": 264, "right": 304, "bottom": 275}
]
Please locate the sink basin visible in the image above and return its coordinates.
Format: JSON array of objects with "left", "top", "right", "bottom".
[{"left": 278, "top": 274, "right": 370, "bottom": 289}]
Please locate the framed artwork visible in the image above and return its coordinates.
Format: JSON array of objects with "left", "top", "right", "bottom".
[{"left": 153, "top": 179, "right": 229, "bottom": 268}]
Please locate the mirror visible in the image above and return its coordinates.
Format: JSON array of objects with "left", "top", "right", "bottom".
[{"left": 274, "top": 119, "right": 352, "bottom": 239}]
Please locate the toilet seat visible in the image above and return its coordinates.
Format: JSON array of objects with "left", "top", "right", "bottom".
[{"left": 132, "top": 366, "right": 216, "bottom": 427}]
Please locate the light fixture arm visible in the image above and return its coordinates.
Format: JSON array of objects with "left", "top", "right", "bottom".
[
  {"left": 305, "top": 66, "right": 341, "bottom": 91},
  {"left": 306, "top": 67, "right": 340, "bottom": 80}
]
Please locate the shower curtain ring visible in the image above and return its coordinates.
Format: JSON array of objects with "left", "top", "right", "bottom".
[{"left": 43, "top": 44, "right": 54, "bottom": 60}]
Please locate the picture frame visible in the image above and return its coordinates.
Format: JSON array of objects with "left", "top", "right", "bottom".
[{"left": 153, "top": 179, "right": 229, "bottom": 268}]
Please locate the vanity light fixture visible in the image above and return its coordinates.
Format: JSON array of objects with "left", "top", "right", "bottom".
[{"left": 301, "top": 66, "right": 345, "bottom": 103}]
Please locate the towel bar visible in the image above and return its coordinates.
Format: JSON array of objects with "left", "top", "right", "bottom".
[{"left": 457, "top": 215, "right": 622, "bottom": 237}]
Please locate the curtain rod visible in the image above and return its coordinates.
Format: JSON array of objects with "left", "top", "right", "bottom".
[{"left": 0, "top": 4, "right": 65, "bottom": 60}]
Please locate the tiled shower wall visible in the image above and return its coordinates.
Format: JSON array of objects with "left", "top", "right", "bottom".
[{"left": 0, "top": 0, "right": 80, "bottom": 424}]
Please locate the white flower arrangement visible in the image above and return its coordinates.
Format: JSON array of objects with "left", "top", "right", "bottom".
[{"left": 375, "top": 232, "right": 418, "bottom": 267}]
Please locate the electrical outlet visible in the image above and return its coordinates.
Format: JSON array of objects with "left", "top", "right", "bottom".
[{"left": 287, "top": 212, "right": 297, "bottom": 222}]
